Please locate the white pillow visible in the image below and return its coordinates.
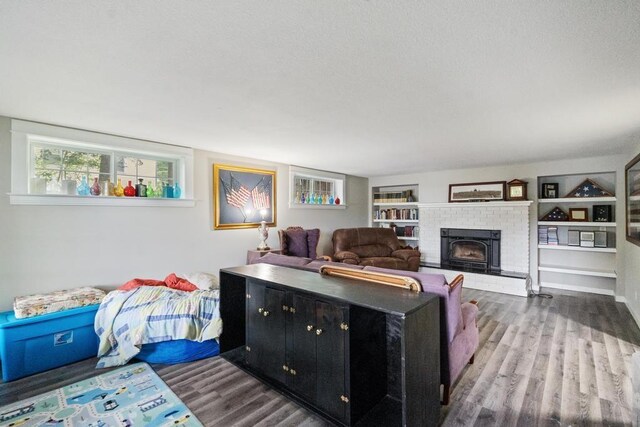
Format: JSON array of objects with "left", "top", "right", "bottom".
[{"left": 183, "top": 272, "right": 219, "bottom": 290}]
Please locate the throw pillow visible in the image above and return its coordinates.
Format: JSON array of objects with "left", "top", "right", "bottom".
[{"left": 286, "top": 229, "right": 309, "bottom": 257}]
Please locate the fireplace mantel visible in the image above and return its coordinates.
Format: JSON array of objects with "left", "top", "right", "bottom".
[{"left": 418, "top": 201, "right": 533, "bottom": 208}]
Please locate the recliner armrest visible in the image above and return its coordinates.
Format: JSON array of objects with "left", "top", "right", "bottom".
[
  {"left": 391, "top": 249, "right": 420, "bottom": 261},
  {"left": 333, "top": 251, "right": 360, "bottom": 262}
]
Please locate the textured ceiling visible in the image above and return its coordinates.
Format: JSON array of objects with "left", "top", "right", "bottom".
[{"left": 1, "top": 1, "right": 639, "bottom": 177}]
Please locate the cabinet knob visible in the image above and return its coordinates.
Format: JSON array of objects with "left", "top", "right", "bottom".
[
  {"left": 306, "top": 325, "right": 314, "bottom": 332},
  {"left": 263, "top": 310, "right": 270, "bottom": 317},
  {"left": 340, "top": 322, "right": 349, "bottom": 331},
  {"left": 290, "top": 369, "right": 297, "bottom": 376},
  {"left": 282, "top": 305, "right": 289, "bottom": 311},
  {"left": 258, "top": 307, "right": 263, "bottom": 313},
  {"left": 282, "top": 365, "right": 289, "bottom": 371},
  {"left": 340, "top": 395, "right": 349, "bottom": 403},
  {"left": 316, "top": 328, "right": 323, "bottom": 336}
]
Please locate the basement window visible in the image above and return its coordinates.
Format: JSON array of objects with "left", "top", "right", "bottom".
[
  {"left": 289, "top": 166, "right": 346, "bottom": 208},
  {"left": 10, "top": 120, "right": 194, "bottom": 206}
]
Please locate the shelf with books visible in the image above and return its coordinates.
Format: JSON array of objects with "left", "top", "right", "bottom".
[{"left": 537, "top": 244, "right": 616, "bottom": 253}]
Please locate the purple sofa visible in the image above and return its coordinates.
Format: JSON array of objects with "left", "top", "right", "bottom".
[{"left": 250, "top": 253, "right": 479, "bottom": 404}]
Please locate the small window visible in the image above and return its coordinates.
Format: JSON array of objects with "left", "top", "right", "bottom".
[
  {"left": 11, "top": 120, "right": 194, "bottom": 206},
  {"left": 289, "top": 166, "right": 345, "bottom": 208}
]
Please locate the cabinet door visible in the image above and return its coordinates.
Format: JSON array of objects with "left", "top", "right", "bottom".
[
  {"left": 315, "top": 301, "right": 348, "bottom": 422},
  {"left": 290, "top": 294, "right": 317, "bottom": 400},
  {"left": 246, "top": 282, "right": 287, "bottom": 384}
]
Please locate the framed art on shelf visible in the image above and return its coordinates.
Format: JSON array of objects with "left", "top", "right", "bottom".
[
  {"left": 569, "top": 208, "right": 588, "bottom": 222},
  {"left": 626, "top": 152, "right": 640, "bottom": 245},
  {"left": 448, "top": 181, "right": 506, "bottom": 202},
  {"left": 213, "top": 163, "right": 276, "bottom": 230},
  {"left": 541, "top": 183, "right": 558, "bottom": 199}
]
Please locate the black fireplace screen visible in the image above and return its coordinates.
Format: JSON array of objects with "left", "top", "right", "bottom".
[{"left": 441, "top": 228, "right": 501, "bottom": 271}]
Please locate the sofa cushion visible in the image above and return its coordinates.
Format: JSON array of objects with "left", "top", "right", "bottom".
[
  {"left": 253, "top": 252, "right": 313, "bottom": 267},
  {"left": 286, "top": 229, "right": 310, "bottom": 257},
  {"left": 358, "top": 257, "right": 408, "bottom": 270},
  {"left": 350, "top": 244, "right": 393, "bottom": 258},
  {"left": 306, "top": 229, "right": 320, "bottom": 259}
]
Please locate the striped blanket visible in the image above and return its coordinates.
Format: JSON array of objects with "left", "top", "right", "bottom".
[{"left": 95, "top": 286, "right": 222, "bottom": 368}]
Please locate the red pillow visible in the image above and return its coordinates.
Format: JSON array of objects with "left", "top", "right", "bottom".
[
  {"left": 118, "top": 278, "right": 166, "bottom": 292},
  {"left": 164, "top": 273, "right": 198, "bottom": 292},
  {"left": 118, "top": 274, "right": 198, "bottom": 292}
]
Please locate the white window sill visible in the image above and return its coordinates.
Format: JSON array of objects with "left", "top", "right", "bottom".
[
  {"left": 8, "top": 193, "right": 196, "bottom": 207},
  {"left": 288, "top": 203, "right": 346, "bottom": 209}
]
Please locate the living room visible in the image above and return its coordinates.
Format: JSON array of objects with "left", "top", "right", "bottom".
[{"left": 1, "top": 2, "right": 640, "bottom": 426}]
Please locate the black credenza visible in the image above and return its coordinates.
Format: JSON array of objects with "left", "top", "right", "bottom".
[{"left": 220, "top": 264, "right": 440, "bottom": 427}]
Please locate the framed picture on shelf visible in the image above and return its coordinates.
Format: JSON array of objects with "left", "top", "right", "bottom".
[
  {"left": 448, "top": 181, "right": 506, "bottom": 202},
  {"left": 626, "top": 152, "right": 640, "bottom": 245},
  {"left": 213, "top": 163, "right": 276, "bottom": 230},
  {"left": 541, "top": 183, "right": 559, "bottom": 199},
  {"left": 569, "top": 208, "right": 589, "bottom": 222},
  {"left": 593, "top": 205, "right": 613, "bottom": 222}
]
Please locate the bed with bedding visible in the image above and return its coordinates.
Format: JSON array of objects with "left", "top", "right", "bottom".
[{"left": 95, "top": 273, "right": 222, "bottom": 367}]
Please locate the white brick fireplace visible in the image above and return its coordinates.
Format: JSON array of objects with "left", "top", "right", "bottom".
[{"left": 418, "top": 201, "right": 533, "bottom": 296}]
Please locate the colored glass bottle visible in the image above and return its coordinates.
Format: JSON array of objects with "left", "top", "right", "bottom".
[
  {"left": 335, "top": 196, "right": 341, "bottom": 205},
  {"left": 301, "top": 192, "right": 306, "bottom": 203},
  {"left": 89, "top": 177, "right": 101, "bottom": 196},
  {"left": 135, "top": 178, "right": 147, "bottom": 197},
  {"left": 165, "top": 182, "right": 174, "bottom": 198},
  {"left": 102, "top": 179, "right": 114, "bottom": 196},
  {"left": 124, "top": 180, "right": 135, "bottom": 197},
  {"left": 155, "top": 181, "right": 164, "bottom": 198},
  {"left": 329, "top": 194, "right": 334, "bottom": 204},
  {"left": 173, "top": 182, "right": 181, "bottom": 199},
  {"left": 146, "top": 181, "right": 155, "bottom": 198},
  {"left": 114, "top": 179, "right": 124, "bottom": 197},
  {"left": 76, "top": 176, "right": 90, "bottom": 196}
]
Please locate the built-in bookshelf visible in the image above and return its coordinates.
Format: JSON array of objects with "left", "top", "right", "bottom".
[
  {"left": 537, "top": 171, "right": 617, "bottom": 295},
  {"left": 371, "top": 184, "right": 419, "bottom": 247}
]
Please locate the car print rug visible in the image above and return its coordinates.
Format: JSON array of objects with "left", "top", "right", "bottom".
[{"left": 0, "top": 362, "right": 202, "bottom": 426}]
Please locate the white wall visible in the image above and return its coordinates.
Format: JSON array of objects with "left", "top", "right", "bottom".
[
  {"left": 0, "top": 116, "right": 369, "bottom": 311},
  {"left": 370, "top": 154, "right": 627, "bottom": 296}
]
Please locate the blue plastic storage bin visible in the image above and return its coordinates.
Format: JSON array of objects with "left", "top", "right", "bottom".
[{"left": 0, "top": 304, "right": 100, "bottom": 382}]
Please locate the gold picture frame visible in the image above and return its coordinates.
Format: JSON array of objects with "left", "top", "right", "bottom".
[{"left": 213, "top": 163, "right": 276, "bottom": 230}]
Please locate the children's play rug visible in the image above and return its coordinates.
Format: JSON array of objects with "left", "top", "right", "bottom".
[{"left": 0, "top": 362, "right": 202, "bottom": 426}]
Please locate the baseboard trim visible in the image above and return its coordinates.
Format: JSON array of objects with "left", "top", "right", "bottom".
[
  {"left": 623, "top": 300, "right": 640, "bottom": 330},
  {"left": 539, "top": 281, "right": 614, "bottom": 296}
]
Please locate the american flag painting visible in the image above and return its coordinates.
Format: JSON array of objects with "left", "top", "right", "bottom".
[
  {"left": 567, "top": 179, "right": 613, "bottom": 198},
  {"left": 214, "top": 164, "right": 276, "bottom": 229},
  {"left": 251, "top": 176, "right": 272, "bottom": 210}
]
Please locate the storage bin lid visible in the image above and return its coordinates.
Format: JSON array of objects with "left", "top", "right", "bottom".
[{"left": 0, "top": 304, "right": 101, "bottom": 329}]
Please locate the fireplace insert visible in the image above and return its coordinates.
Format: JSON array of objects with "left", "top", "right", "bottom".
[{"left": 441, "top": 228, "right": 501, "bottom": 272}]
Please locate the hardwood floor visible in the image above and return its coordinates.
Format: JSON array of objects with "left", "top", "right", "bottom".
[{"left": 1, "top": 288, "right": 638, "bottom": 426}]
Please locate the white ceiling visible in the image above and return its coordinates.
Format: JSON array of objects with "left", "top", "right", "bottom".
[{"left": 1, "top": 1, "right": 639, "bottom": 177}]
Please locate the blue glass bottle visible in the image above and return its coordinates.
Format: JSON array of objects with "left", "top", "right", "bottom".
[
  {"left": 76, "top": 176, "right": 90, "bottom": 196},
  {"left": 301, "top": 192, "right": 306, "bottom": 204},
  {"left": 165, "top": 182, "right": 174, "bottom": 198},
  {"left": 329, "top": 194, "right": 335, "bottom": 204},
  {"left": 173, "top": 182, "right": 182, "bottom": 199}
]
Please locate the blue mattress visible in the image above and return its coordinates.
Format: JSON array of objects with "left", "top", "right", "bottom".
[{"left": 135, "top": 339, "right": 219, "bottom": 364}]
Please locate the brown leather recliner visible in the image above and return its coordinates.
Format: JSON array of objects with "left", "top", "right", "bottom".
[{"left": 331, "top": 227, "right": 421, "bottom": 271}]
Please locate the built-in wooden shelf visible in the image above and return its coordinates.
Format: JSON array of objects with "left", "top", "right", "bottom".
[
  {"left": 373, "top": 219, "right": 419, "bottom": 223},
  {"left": 373, "top": 202, "right": 419, "bottom": 207},
  {"left": 538, "top": 245, "right": 616, "bottom": 253},
  {"left": 538, "top": 197, "right": 616, "bottom": 204},
  {"left": 538, "top": 265, "right": 617, "bottom": 278},
  {"left": 537, "top": 221, "right": 616, "bottom": 227}
]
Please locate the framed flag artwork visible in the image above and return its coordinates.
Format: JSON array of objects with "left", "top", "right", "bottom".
[{"left": 213, "top": 163, "right": 276, "bottom": 230}]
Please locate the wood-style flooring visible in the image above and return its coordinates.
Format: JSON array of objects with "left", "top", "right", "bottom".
[{"left": 1, "top": 288, "right": 638, "bottom": 426}]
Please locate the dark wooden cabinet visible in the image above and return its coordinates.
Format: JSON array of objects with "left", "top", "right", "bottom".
[
  {"left": 246, "top": 281, "right": 287, "bottom": 384},
  {"left": 220, "top": 264, "right": 440, "bottom": 427}
]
